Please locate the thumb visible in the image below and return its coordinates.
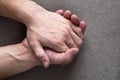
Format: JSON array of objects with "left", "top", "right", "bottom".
[{"left": 62, "top": 48, "right": 79, "bottom": 65}]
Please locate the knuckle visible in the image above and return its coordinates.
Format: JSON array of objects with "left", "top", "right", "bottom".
[
  {"left": 30, "top": 41, "right": 37, "bottom": 47},
  {"left": 64, "top": 19, "right": 69, "bottom": 24},
  {"left": 53, "top": 38, "right": 63, "bottom": 46},
  {"left": 62, "top": 29, "right": 70, "bottom": 37},
  {"left": 36, "top": 53, "right": 41, "bottom": 57},
  {"left": 65, "top": 25, "right": 71, "bottom": 30},
  {"left": 68, "top": 40, "right": 74, "bottom": 45},
  {"left": 66, "top": 20, "right": 71, "bottom": 24},
  {"left": 36, "top": 53, "right": 44, "bottom": 60}
]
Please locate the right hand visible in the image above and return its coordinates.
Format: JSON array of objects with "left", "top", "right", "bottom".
[
  {"left": 22, "top": 14, "right": 86, "bottom": 67},
  {"left": 26, "top": 10, "right": 81, "bottom": 68}
]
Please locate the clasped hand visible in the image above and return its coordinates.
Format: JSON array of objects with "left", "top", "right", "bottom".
[{"left": 23, "top": 9, "right": 86, "bottom": 68}]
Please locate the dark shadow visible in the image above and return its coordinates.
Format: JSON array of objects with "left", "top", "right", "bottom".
[{"left": 0, "top": 16, "right": 26, "bottom": 46}]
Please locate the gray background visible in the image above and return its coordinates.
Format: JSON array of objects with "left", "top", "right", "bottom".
[{"left": 0, "top": 0, "right": 120, "bottom": 80}]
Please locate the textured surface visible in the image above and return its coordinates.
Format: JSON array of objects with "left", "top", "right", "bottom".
[{"left": 0, "top": 0, "right": 120, "bottom": 80}]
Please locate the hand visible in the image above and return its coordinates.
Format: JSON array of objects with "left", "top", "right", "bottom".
[
  {"left": 22, "top": 39, "right": 79, "bottom": 66},
  {"left": 26, "top": 10, "right": 82, "bottom": 68},
  {"left": 45, "top": 10, "right": 86, "bottom": 65},
  {"left": 0, "top": 0, "right": 85, "bottom": 68},
  {"left": 22, "top": 10, "right": 86, "bottom": 66}
]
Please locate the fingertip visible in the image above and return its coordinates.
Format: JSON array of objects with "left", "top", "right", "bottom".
[
  {"left": 43, "top": 54, "right": 50, "bottom": 68},
  {"left": 71, "top": 14, "right": 78, "bottom": 18},
  {"left": 34, "top": 48, "right": 50, "bottom": 68},
  {"left": 71, "top": 15, "right": 80, "bottom": 26},
  {"left": 69, "top": 48, "right": 79, "bottom": 57},
  {"left": 72, "top": 48, "right": 79, "bottom": 53},
  {"left": 64, "top": 10, "right": 72, "bottom": 19},
  {"left": 61, "top": 48, "right": 79, "bottom": 65},
  {"left": 81, "top": 21, "right": 86, "bottom": 27},
  {"left": 80, "top": 21, "right": 86, "bottom": 33},
  {"left": 56, "top": 9, "right": 64, "bottom": 15},
  {"left": 43, "top": 61, "right": 50, "bottom": 68},
  {"left": 65, "top": 48, "right": 79, "bottom": 58},
  {"left": 66, "top": 10, "right": 72, "bottom": 14}
]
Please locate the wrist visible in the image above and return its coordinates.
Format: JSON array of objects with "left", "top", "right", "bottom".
[
  {"left": 15, "top": 0, "right": 47, "bottom": 26},
  {"left": 4, "top": 43, "right": 40, "bottom": 67},
  {"left": 17, "top": 43, "right": 41, "bottom": 67},
  {"left": 0, "top": 43, "right": 40, "bottom": 79}
]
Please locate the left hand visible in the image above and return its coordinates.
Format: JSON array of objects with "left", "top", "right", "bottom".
[{"left": 22, "top": 39, "right": 79, "bottom": 66}]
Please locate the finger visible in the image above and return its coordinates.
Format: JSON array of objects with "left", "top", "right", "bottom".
[
  {"left": 70, "top": 15, "right": 86, "bottom": 34},
  {"left": 41, "top": 39, "right": 69, "bottom": 52},
  {"left": 71, "top": 24, "right": 84, "bottom": 39},
  {"left": 64, "top": 31, "right": 78, "bottom": 48},
  {"left": 46, "top": 48, "right": 79, "bottom": 65},
  {"left": 71, "top": 14, "right": 80, "bottom": 26},
  {"left": 28, "top": 39, "right": 50, "bottom": 68},
  {"left": 70, "top": 30, "right": 83, "bottom": 48},
  {"left": 62, "top": 48, "right": 79, "bottom": 65},
  {"left": 63, "top": 13, "right": 83, "bottom": 39},
  {"left": 80, "top": 21, "right": 86, "bottom": 33},
  {"left": 56, "top": 10, "right": 84, "bottom": 36},
  {"left": 56, "top": 9, "right": 64, "bottom": 16},
  {"left": 63, "top": 10, "right": 72, "bottom": 19}
]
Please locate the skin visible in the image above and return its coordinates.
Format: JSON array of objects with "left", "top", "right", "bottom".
[
  {"left": 56, "top": 10, "right": 86, "bottom": 37},
  {"left": 0, "top": 41, "right": 78, "bottom": 79},
  {"left": 0, "top": 0, "right": 87, "bottom": 78},
  {"left": 0, "top": 0, "right": 85, "bottom": 68},
  {"left": 0, "top": 10, "right": 86, "bottom": 79}
]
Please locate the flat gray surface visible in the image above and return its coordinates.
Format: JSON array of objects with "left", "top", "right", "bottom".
[{"left": 0, "top": 0, "right": 120, "bottom": 80}]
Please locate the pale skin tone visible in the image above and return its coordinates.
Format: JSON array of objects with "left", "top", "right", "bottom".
[
  {"left": 0, "top": 12, "right": 86, "bottom": 79},
  {"left": 0, "top": 0, "right": 86, "bottom": 68},
  {"left": 0, "top": 9, "right": 86, "bottom": 79},
  {"left": 0, "top": 0, "right": 86, "bottom": 79}
]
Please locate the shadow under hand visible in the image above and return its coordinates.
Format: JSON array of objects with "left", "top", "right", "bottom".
[{"left": 0, "top": 16, "right": 26, "bottom": 47}]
